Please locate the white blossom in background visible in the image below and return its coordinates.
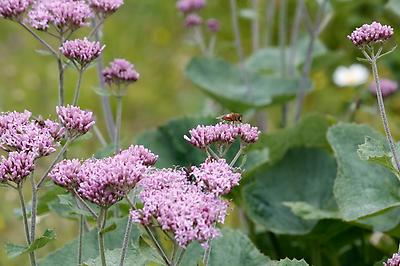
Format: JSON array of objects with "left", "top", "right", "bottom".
[{"left": 332, "top": 64, "right": 369, "bottom": 87}]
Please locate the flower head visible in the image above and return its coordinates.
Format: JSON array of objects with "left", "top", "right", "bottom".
[
  {"left": 191, "top": 158, "right": 241, "bottom": 196},
  {"left": 131, "top": 168, "right": 227, "bottom": 248},
  {"left": 385, "top": 252, "right": 400, "bottom": 266},
  {"left": 88, "top": 0, "right": 123, "bottom": 16},
  {"left": 116, "top": 145, "right": 158, "bottom": 166},
  {"left": 369, "top": 79, "right": 398, "bottom": 98},
  {"left": 0, "top": 110, "right": 61, "bottom": 157},
  {"left": 348, "top": 21, "right": 394, "bottom": 47},
  {"left": 207, "top": 18, "right": 220, "bottom": 32},
  {"left": 60, "top": 38, "right": 104, "bottom": 68},
  {"left": 177, "top": 0, "right": 205, "bottom": 13},
  {"left": 56, "top": 105, "right": 95, "bottom": 138},
  {"left": 0, "top": 151, "right": 35, "bottom": 184},
  {"left": 102, "top": 58, "right": 139, "bottom": 88},
  {"left": 49, "top": 159, "right": 81, "bottom": 190},
  {"left": 0, "top": 0, "right": 32, "bottom": 20},
  {"left": 27, "top": 0, "right": 92, "bottom": 31},
  {"left": 185, "top": 13, "right": 202, "bottom": 27}
]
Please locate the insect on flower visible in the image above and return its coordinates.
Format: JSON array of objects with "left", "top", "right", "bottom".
[{"left": 217, "top": 113, "right": 242, "bottom": 123}]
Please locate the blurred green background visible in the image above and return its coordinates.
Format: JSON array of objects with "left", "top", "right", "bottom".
[{"left": 1, "top": 0, "right": 400, "bottom": 265}]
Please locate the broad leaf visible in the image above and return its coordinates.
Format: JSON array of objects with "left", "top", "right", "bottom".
[
  {"left": 270, "top": 258, "right": 309, "bottom": 266},
  {"left": 185, "top": 57, "right": 309, "bottom": 111},
  {"left": 327, "top": 123, "right": 400, "bottom": 221},
  {"left": 243, "top": 148, "right": 337, "bottom": 235},
  {"left": 6, "top": 229, "right": 56, "bottom": 258},
  {"left": 284, "top": 202, "right": 341, "bottom": 220}
]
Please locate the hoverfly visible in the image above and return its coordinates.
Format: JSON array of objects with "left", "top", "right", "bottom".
[{"left": 217, "top": 113, "right": 242, "bottom": 123}]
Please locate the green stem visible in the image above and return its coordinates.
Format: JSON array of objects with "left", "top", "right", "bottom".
[
  {"left": 114, "top": 96, "right": 123, "bottom": 154},
  {"left": 173, "top": 248, "right": 185, "bottom": 266},
  {"left": 265, "top": 0, "right": 277, "bottom": 46},
  {"left": 230, "top": 145, "right": 244, "bottom": 167},
  {"left": 18, "top": 22, "right": 58, "bottom": 57},
  {"left": 73, "top": 190, "right": 98, "bottom": 219},
  {"left": 78, "top": 214, "right": 84, "bottom": 265},
  {"left": 17, "top": 186, "right": 36, "bottom": 266},
  {"left": 279, "top": 0, "right": 288, "bottom": 128},
  {"left": 144, "top": 226, "right": 171, "bottom": 266},
  {"left": 72, "top": 68, "right": 84, "bottom": 106},
  {"left": 119, "top": 217, "right": 133, "bottom": 266},
  {"left": 202, "top": 241, "right": 212, "bottom": 266},
  {"left": 97, "top": 208, "right": 108, "bottom": 266},
  {"left": 30, "top": 174, "right": 37, "bottom": 244}
]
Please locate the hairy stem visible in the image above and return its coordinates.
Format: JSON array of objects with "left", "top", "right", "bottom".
[
  {"left": 18, "top": 22, "right": 58, "bottom": 57},
  {"left": 119, "top": 217, "right": 133, "bottom": 266},
  {"left": 265, "top": 0, "right": 277, "bottom": 46},
  {"left": 370, "top": 57, "right": 400, "bottom": 172},
  {"left": 73, "top": 190, "right": 99, "bottom": 219},
  {"left": 279, "top": 0, "right": 288, "bottom": 128},
  {"left": 93, "top": 124, "right": 107, "bottom": 147},
  {"left": 30, "top": 174, "right": 37, "bottom": 244},
  {"left": 230, "top": 145, "right": 244, "bottom": 167},
  {"left": 78, "top": 214, "right": 84, "bottom": 265},
  {"left": 97, "top": 208, "right": 108, "bottom": 266},
  {"left": 72, "top": 68, "right": 84, "bottom": 106},
  {"left": 144, "top": 226, "right": 171, "bottom": 266},
  {"left": 173, "top": 248, "right": 186, "bottom": 266},
  {"left": 202, "top": 241, "right": 212, "bottom": 266},
  {"left": 229, "top": 0, "right": 244, "bottom": 64},
  {"left": 114, "top": 96, "right": 123, "bottom": 154}
]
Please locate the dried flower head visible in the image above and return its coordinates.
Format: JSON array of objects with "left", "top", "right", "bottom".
[
  {"left": 369, "top": 79, "right": 398, "bottom": 98},
  {"left": 0, "top": 110, "right": 61, "bottom": 157},
  {"left": 176, "top": 0, "right": 205, "bottom": 13},
  {"left": 348, "top": 21, "right": 394, "bottom": 47},
  {"left": 131, "top": 168, "right": 228, "bottom": 248},
  {"left": 207, "top": 18, "right": 220, "bottom": 32},
  {"left": 27, "top": 0, "right": 92, "bottom": 31},
  {"left": 60, "top": 38, "right": 104, "bottom": 68},
  {"left": 185, "top": 13, "right": 202, "bottom": 27},
  {"left": 385, "top": 252, "right": 400, "bottom": 266},
  {"left": 56, "top": 105, "right": 95, "bottom": 138},
  {"left": 0, "top": 151, "right": 35, "bottom": 185},
  {"left": 49, "top": 159, "right": 81, "bottom": 190},
  {"left": 88, "top": 0, "right": 123, "bottom": 16},
  {"left": 102, "top": 58, "right": 139, "bottom": 88},
  {"left": 0, "top": 0, "right": 32, "bottom": 20}
]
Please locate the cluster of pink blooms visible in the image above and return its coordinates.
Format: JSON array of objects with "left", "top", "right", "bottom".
[
  {"left": 88, "top": 0, "right": 124, "bottom": 17},
  {"left": 348, "top": 21, "right": 394, "bottom": 47},
  {"left": 385, "top": 252, "right": 400, "bottom": 266},
  {"left": 0, "top": 110, "right": 63, "bottom": 157},
  {"left": 207, "top": 18, "right": 220, "bottom": 33},
  {"left": 184, "top": 122, "right": 260, "bottom": 149},
  {"left": 185, "top": 13, "right": 202, "bottom": 27},
  {"left": 176, "top": 0, "right": 205, "bottom": 13},
  {"left": 176, "top": 0, "right": 219, "bottom": 32},
  {"left": 102, "top": 58, "right": 139, "bottom": 86},
  {"left": 130, "top": 167, "right": 229, "bottom": 248},
  {"left": 50, "top": 145, "right": 157, "bottom": 207},
  {"left": 0, "top": 0, "right": 32, "bottom": 20},
  {"left": 60, "top": 38, "right": 104, "bottom": 68},
  {"left": 0, "top": 151, "right": 35, "bottom": 185},
  {"left": 369, "top": 79, "right": 398, "bottom": 98},
  {"left": 27, "top": 0, "right": 92, "bottom": 31},
  {"left": 56, "top": 105, "right": 95, "bottom": 138},
  {"left": 191, "top": 158, "right": 241, "bottom": 196}
]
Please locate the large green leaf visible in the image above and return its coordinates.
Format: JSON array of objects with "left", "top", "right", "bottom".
[
  {"left": 6, "top": 229, "right": 56, "bottom": 258},
  {"left": 181, "top": 229, "right": 270, "bottom": 266},
  {"left": 327, "top": 123, "right": 400, "bottom": 221},
  {"left": 185, "top": 57, "right": 309, "bottom": 111},
  {"left": 39, "top": 219, "right": 141, "bottom": 266},
  {"left": 243, "top": 148, "right": 337, "bottom": 235}
]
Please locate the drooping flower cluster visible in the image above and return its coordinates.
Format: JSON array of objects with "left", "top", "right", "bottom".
[
  {"left": 369, "top": 79, "right": 398, "bottom": 98},
  {"left": 0, "top": 151, "right": 35, "bottom": 185},
  {"left": 27, "top": 0, "right": 92, "bottom": 31},
  {"left": 176, "top": 0, "right": 205, "bottom": 13},
  {"left": 88, "top": 0, "right": 123, "bottom": 17},
  {"left": 0, "top": 110, "right": 63, "bottom": 157},
  {"left": 102, "top": 58, "right": 139, "bottom": 87},
  {"left": 60, "top": 38, "right": 104, "bottom": 68},
  {"left": 191, "top": 158, "right": 241, "bottom": 196},
  {"left": 348, "top": 21, "right": 394, "bottom": 47},
  {"left": 130, "top": 167, "right": 228, "bottom": 248},
  {"left": 184, "top": 122, "right": 260, "bottom": 149},
  {"left": 0, "top": 0, "right": 32, "bottom": 20},
  {"left": 385, "top": 252, "right": 400, "bottom": 266},
  {"left": 50, "top": 145, "right": 157, "bottom": 207},
  {"left": 56, "top": 105, "right": 95, "bottom": 138}
]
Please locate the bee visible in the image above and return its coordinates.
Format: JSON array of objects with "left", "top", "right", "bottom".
[
  {"left": 217, "top": 113, "right": 242, "bottom": 123},
  {"left": 183, "top": 165, "right": 196, "bottom": 182},
  {"left": 33, "top": 116, "right": 46, "bottom": 127}
]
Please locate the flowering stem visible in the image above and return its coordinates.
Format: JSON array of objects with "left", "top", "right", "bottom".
[
  {"left": 72, "top": 68, "right": 84, "bottom": 106},
  {"left": 89, "top": 18, "right": 105, "bottom": 39},
  {"left": 114, "top": 95, "right": 123, "bottom": 154},
  {"left": 202, "top": 241, "right": 212, "bottom": 266},
  {"left": 78, "top": 214, "right": 84, "bottom": 265},
  {"left": 93, "top": 124, "right": 108, "bottom": 147},
  {"left": 265, "top": 0, "right": 277, "bottom": 46},
  {"left": 73, "top": 190, "right": 99, "bottom": 219},
  {"left": 30, "top": 173, "right": 38, "bottom": 244},
  {"left": 119, "top": 217, "right": 133, "bottom": 266},
  {"left": 194, "top": 27, "right": 207, "bottom": 55},
  {"left": 206, "top": 147, "right": 220, "bottom": 160},
  {"left": 144, "top": 226, "right": 171, "bottom": 266},
  {"left": 97, "top": 208, "right": 108, "bottom": 266},
  {"left": 369, "top": 55, "right": 400, "bottom": 172},
  {"left": 173, "top": 248, "right": 185, "bottom": 266},
  {"left": 36, "top": 138, "right": 72, "bottom": 189},
  {"left": 17, "top": 185, "right": 36, "bottom": 266},
  {"left": 230, "top": 145, "right": 244, "bottom": 167}
]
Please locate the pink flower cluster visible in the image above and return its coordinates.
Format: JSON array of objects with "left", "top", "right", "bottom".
[
  {"left": 348, "top": 21, "right": 394, "bottom": 47},
  {"left": 56, "top": 105, "right": 95, "bottom": 138},
  {"left": 0, "top": 151, "right": 35, "bottom": 185},
  {"left": 0, "top": 0, "right": 32, "bottom": 20},
  {"left": 191, "top": 158, "right": 241, "bottom": 196},
  {"left": 185, "top": 13, "right": 202, "bottom": 27},
  {"left": 50, "top": 145, "right": 157, "bottom": 207},
  {"left": 88, "top": 0, "right": 123, "bottom": 17},
  {"left": 176, "top": 0, "right": 205, "bottom": 13},
  {"left": 60, "top": 38, "right": 104, "bottom": 68},
  {"left": 130, "top": 168, "right": 228, "bottom": 248},
  {"left": 27, "top": 0, "right": 92, "bottom": 31},
  {"left": 102, "top": 58, "right": 139, "bottom": 87},
  {"left": 385, "top": 252, "right": 400, "bottom": 266},
  {"left": 184, "top": 122, "right": 260, "bottom": 149},
  {"left": 369, "top": 79, "right": 398, "bottom": 98},
  {"left": 0, "top": 110, "right": 63, "bottom": 157},
  {"left": 207, "top": 18, "right": 220, "bottom": 33}
]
